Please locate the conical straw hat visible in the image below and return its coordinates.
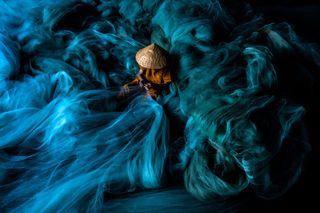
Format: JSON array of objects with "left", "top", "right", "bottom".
[{"left": 135, "top": 43, "right": 167, "bottom": 69}]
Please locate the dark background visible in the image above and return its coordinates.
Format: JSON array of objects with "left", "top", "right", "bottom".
[
  {"left": 247, "top": 0, "right": 320, "bottom": 43},
  {"left": 243, "top": 0, "right": 319, "bottom": 212}
]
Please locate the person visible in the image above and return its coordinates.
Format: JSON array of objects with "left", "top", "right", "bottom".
[{"left": 121, "top": 43, "right": 172, "bottom": 99}]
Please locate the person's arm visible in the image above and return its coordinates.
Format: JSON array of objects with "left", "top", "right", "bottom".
[
  {"left": 125, "top": 77, "right": 140, "bottom": 86},
  {"left": 120, "top": 77, "right": 139, "bottom": 95}
]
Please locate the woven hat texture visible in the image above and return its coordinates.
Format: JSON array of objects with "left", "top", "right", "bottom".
[{"left": 135, "top": 43, "right": 167, "bottom": 69}]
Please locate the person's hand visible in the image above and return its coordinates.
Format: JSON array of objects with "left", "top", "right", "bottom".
[
  {"left": 143, "top": 82, "right": 152, "bottom": 91},
  {"left": 119, "top": 84, "right": 130, "bottom": 97}
]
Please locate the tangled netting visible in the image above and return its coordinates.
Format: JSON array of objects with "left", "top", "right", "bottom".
[{"left": 0, "top": 0, "right": 319, "bottom": 212}]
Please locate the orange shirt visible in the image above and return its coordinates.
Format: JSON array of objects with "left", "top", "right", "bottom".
[
  {"left": 127, "top": 67, "right": 172, "bottom": 86},
  {"left": 141, "top": 68, "right": 172, "bottom": 84},
  {"left": 123, "top": 67, "right": 172, "bottom": 99}
]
